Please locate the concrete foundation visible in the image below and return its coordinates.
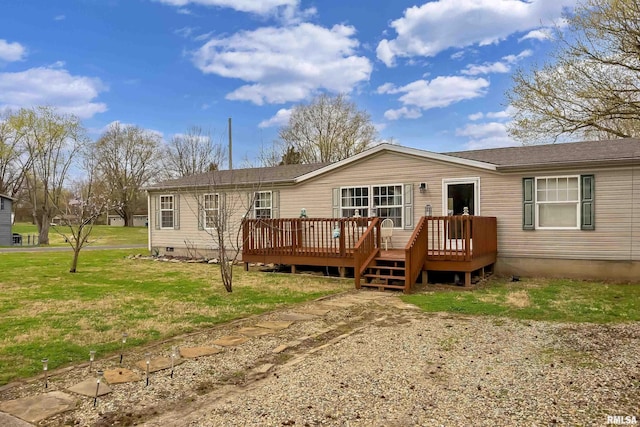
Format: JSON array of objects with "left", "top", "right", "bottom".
[{"left": 495, "top": 256, "right": 640, "bottom": 283}]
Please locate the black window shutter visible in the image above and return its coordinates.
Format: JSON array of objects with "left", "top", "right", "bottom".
[
  {"left": 522, "top": 177, "right": 535, "bottom": 230},
  {"left": 581, "top": 174, "right": 595, "bottom": 230}
]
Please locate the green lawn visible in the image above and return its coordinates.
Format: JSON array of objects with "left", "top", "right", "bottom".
[
  {"left": 10, "top": 223, "right": 148, "bottom": 246},
  {"left": 403, "top": 277, "right": 640, "bottom": 323},
  {"left": 0, "top": 250, "right": 352, "bottom": 385}
]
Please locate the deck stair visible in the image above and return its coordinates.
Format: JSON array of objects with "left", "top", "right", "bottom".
[{"left": 361, "top": 254, "right": 407, "bottom": 291}]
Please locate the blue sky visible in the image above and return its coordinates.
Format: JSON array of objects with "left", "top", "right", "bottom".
[{"left": 0, "top": 0, "right": 577, "bottom": 165}]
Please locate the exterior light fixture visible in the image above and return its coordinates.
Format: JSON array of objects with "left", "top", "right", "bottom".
[
  {"left": 120, "top": 333, "right": 128, "bottom": 365},
  {"left": 94, "top": 370, "right": 104, "bottom": 407},
  {"left": 42, "top": 358, "right": 49, "bottom": 389}
]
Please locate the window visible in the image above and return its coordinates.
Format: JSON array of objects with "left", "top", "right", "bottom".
[
  {"left": 523, "top": 175, "right": 595, "bottom": 230},
  {"left": 536, "top": 177, "right": 579, "bottom": 228},
  {"left": 160, "top": 195, "right": 174, "bottom": 229},
  {"left": 338, "top": 185, "right": 407, "bottom": 227},
  {"left": 373, "top": 185, "right": 402, "bottom": 227},
  {"left": 203, "top": 193, "right": 219, "bottom": 229},
  {"left": 341, "top": 187, "right": 369, "bottom": 217},
  {"left": 254, "top": 191, "right": 272, "bottom": 219}
]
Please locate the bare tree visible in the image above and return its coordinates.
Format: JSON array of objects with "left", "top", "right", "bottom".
[
  {"left": 162, "top": 126, "right": 226, "bottom": 178},
  {"left": 54, "top": 154, "right": 118, "bottom": 272},
  {"left": 507, "top": 0, "right": 640, "bottom": 143},
  {"left": 0, "top": 109, "right": 31, "bottom": 198},
  {"left": 93, "top": 122, "right": 160, "bottom": 226},
  {"left": 9, "top": 107, "right": 86, "bottom": 244},
  {"left": 277, "top": 93, "right": 378, "bottom": 163}
]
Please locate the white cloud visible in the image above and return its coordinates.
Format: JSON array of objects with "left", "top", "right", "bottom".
[
  {"left": 100, "top": 121, "right": 164, "bottom": 140},
  {"left": 54, "top": 15, "right": 66, "bottom": 21},
  {"left": 0, "top": 66, "right": 107, "bottom": 119},
  {"left": 380, "top": 76, "right": 489, "bottom": 113},
  {"left": 0, "top": 39, "right": 26, "bottom": 62},
  {"left": 456, "top": 122, "right": 518, "bottom": 150},
  {"left": 383, "top": 107, "right": 422, "bottom": 121},
  {"left": 193, "top": 23, "right": 372, "bottom": 105},
  {"left": 519, "top": 29, "right": 552, "bottom": 41},
  {"left": 155, "top": 0, "right": 313, "bottom": 23},
  {"left": 462, "top": 49, "right": 532, "bottom": 75},
  {"left": 468, "top": 112, "right": 484, "bottom": 121},
  {"left": 258, "top": 108, "right": 292, "bottom": 128},
  {"left": 155, "top": 0, "right": 297, "bottom": 14},
  {"left": 376, "top": 0, "right": 577, "bottom": 66}
]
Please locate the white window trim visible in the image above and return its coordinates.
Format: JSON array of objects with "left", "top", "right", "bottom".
[
  {"left": 339, "top": 184, "right": 404, "bottom": 228},
  {"left": 203, "top": 193, "right": 219, "bottom": 230},
  {"left": 441, "top": 177, "right": 481, "bottom": 216},
  {"left": 254, "top": 190, "right": 272, "bottom": 219},
  {"left": 534, "top": 175, "right": 580, "bottom": 230},
  {"left": 159, "top": 194, "right": 174, "bottom": 230}
]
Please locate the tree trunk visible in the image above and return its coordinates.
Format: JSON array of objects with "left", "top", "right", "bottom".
[
  {"left": 38, "top": 213, "right": 50, "bottom": 245},
  {"left": 69, "top": 245, "right": 81, "bottom": 273}
]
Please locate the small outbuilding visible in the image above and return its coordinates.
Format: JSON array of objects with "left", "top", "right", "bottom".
[{"left": 0, "top": 194, "right": 15, "bottom": 246}]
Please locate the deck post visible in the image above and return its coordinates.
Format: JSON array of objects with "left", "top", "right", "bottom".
[
  {"left": 339, "top": 221, "right": 346, "bottom": 257},
  {"left": 291, "top": 265, "right": 297, "bottom": 274},
  {"left": 244, "top": 262, "right": 249, "bottom": 272},
  {"left": 339, "top": 266, "right": 346, "bottom": 278},
  {"left": 421, "top": 270, "right": 428, "bottom": 285},
  {"left": 464, "top": 271, "right": 471, "bottom": 287}
]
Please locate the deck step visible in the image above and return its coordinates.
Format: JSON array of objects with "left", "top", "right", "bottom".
[
  {"left": 369, "top": 265, "right": 405, "bottom": 272},
  {"left": 364, "top": 273, "right": 406, "bottom": 281},
  {"left": 360, "top": 283, "right": 406, "bottom": 290}
]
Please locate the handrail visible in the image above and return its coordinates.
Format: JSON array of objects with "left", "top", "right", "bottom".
[
  {"left": 353, "top": 217, "right": 381, "bottom": 289},
  {"left": 404, "top": 216, "right": 429, "bottom": 292},
  {"left": 242, "top": 217, "right": 374, "bottom": 258}
]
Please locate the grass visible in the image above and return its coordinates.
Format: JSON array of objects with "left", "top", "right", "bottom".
[
  {"left": 402, "top": 277, "right": 640, "bottom": 323},
  {"left": 10, "top": 222, "right": 149, "bottom": 246},
  {"left": 0, "top": 250, "right": 352, "bottom": 385}
]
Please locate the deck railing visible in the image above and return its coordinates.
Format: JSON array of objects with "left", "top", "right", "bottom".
[
  {"left": 424, "top": 216, "right": 497, "bottom": 261},
  {"left": 242, "top": 217, "right": 374, "bottom": 258},
  {"left": 353, "top": 218, "right": 381, "bottom": 289},
  {"left": 404, "top": 216, "right": 430, "bottom": 292}
]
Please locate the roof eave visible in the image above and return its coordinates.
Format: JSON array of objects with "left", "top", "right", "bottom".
[
  {"left": 496, "top": 158, "right": 640, "bottom": 172},
  {"left": 294, "top": 144, "right": 496, "bottom": 183}
]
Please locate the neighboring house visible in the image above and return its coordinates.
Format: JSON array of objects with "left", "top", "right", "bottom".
[
  {"left": 146, "top": 138, "right": 640, "bottom": 283},
  {"left": 107, "top": 214, "right": 148, "bottom": 227},
  {"left": 0, "top": 194, "right": 15, "bottom": 246}
]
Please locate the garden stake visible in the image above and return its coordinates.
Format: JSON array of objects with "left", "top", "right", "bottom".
[
  {"left": 94, "top": 370, "right": 103, "bottom": 407},
  {"left": 119, "top": 333, "right": 128, "bottom": 365},
  {"left": 170, "top": 346, "right": 177, "bottom": 379},
  {"left": 145, "top": 353, "right": 151, "bottom": 386},
  {"left": 41, "top": 358, "right": 48, "bottom": 389},
  {"left": 89, "top": 350, "right": 96, "bottom": 371}
]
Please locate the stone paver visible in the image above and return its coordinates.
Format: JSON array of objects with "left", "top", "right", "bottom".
[
  {"left": 237, "top": 327, "right": 273, "bottom": 337},
  {"left": 277, "top": 312, "right": 317, "bottom": 321},
  {"left": 297, "top": 307, "right": 331, "bottom": 316},
  {"left": 320, "top": 300, "right": 355, "bottom": 308},
  {"left": 180, "top": 347, "right": 223, "bottom": 358},
  {"left": 254, "top": 321, "right": 293, "bottom": 331},
  {"left": 212, "top": 335, "right": 249, "bottom": 347},
  {"left": 0, "top": 391, "right": 75, "bottom": 423},
  {"left": 68, "top": 378, "right": 112, "bottom": 397},
  {"left": 253, "top": 364, "right": 274, "bottom": 374},
  {"left": 135, "top": 357, "right": 185, "bottom": 373},
  {"left": 0, "top": 412, "right": 33, "bottom": 427},
  {"left": 104, "top": 368, "right": 142, "bottom": 384}
]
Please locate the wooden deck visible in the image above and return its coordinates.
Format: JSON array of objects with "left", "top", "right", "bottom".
[{"left": 242, "top": 216, "right": 497, "bottom": 292}]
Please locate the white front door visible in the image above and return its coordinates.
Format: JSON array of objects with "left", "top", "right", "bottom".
[{"left": 441, "top": 178, "right": 480, "bottom": 250}]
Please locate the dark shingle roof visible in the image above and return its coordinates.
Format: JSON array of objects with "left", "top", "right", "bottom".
[
  {"left": 445, "top": 138, "right": 640, "bottom": 169},
  {"left": 146, "top": 162, "right": 329, "bottom": 191}
]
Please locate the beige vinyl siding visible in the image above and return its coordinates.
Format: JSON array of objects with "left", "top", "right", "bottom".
[
  {"left": 149, "top": 191, "right": 252, "bottom": 256},
  {"left": 281, "top": 151, "right": 639, "bottom": 261},
  {"left": 491, "top": 166, "right": 639, "bottom": 261},
  {"left": 148, "top": 150, "right": 639, "bottom": 262}
]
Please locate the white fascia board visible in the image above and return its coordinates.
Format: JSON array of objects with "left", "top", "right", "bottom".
[{"left": 294, "top": 143, "right": 496, "bottom": 183}]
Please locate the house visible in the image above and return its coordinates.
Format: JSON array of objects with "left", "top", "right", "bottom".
[
  {"left": 145, "top": 138, "right": 640, "bottom": 286},
  {"left": 0, "top": 194, "right": 15, "bottom": 246},
  {"left": 107, "top": 214, "right": 149, "bottom": 227}
]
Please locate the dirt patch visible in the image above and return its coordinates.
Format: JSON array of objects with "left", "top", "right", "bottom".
[{"left": 505, "top": 290, "right": 531, "bottom": 308}]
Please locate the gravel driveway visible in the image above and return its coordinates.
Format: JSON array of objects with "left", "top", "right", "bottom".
[{"left": 2, "top": 291, "right": 638, "bottom": 426}]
